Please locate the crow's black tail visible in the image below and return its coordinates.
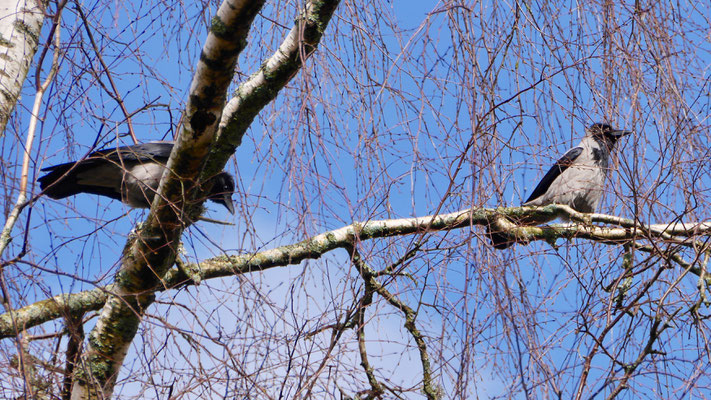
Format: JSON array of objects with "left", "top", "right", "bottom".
[{"left": 37, "top": 162, "right": 82, "bottom": 199}]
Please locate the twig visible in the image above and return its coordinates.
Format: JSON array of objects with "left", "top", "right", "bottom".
[
  {"left": 349, "top": 246, "right": 441, "bottom": 400},
  {"left": 74, "top": 1, "right": 138, "bottom": 144}
]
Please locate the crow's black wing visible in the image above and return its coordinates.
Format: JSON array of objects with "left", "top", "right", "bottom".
[
  {"left": 39, "top": 142, "right": 175, "bottom": 173},
  {"left": 91, "top": 142, "right": 174, "bottom": 164},
  {"left": 38, "top": 161, "right": 124, "bottom": 200},
  {"left": 524, "top": 146, "right": 583, "bottom": 204},
  {"left": 38, "top": 142, "right": 174, "bottom": 200}
]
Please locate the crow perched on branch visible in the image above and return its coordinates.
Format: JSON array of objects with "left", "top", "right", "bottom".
[
  {"left": 38, "top": 142, "right": 235, "bottom": 214},
  {"left": 489, "top": 123, "right": 632, "bottom": 249}
]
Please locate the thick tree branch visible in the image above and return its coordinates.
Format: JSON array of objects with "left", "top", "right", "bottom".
[
  {"left": 0, "top": 0, "right": 46, "bottom": 135},
  {"left": 489, "top": 204, "right": 711, "bottom": 250},
  {"left": 69, "top": 0, "right": 267, "bottom": 397},
  {"left": 0, "top": 287, "right": 109, "bottom": 339},
  {"left": 205, "top": 0, "right": 341, "bottom": 178},
  {"left": 70, "top": 1, "right": 342, "bottom": 397},
  {"left": 4, "top": 205, "right": 710, "bottom": 340}
]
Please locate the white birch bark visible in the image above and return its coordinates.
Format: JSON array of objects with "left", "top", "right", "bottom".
[{"left": 0, "top": 0, "right": 45, "bottom": 134}]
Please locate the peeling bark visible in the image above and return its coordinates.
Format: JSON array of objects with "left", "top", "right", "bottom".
[
  {"left": 68, "top": 0, "right": 267, "bottom": 397},
  {"left": 69, "top": 0, "right": 342, "bottom": 397},
  {"left": 0, "top": 0, "right": 46, "bottom": 135}
]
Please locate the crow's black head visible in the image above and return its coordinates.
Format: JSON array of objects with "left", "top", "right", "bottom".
[
  {"left": 587, "top": 123, "right": 632, "bottom": 146},
  {"left": 207, "top": 171, "right": 235, "bottom": 214}
]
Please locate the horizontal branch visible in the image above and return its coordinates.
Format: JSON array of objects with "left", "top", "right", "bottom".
[{"left": 2, "top": 205, "right": 710, "bottom": 338}]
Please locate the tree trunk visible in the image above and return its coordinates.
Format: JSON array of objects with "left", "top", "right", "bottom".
[{"left": 0, "top": 0, "right": 46, "bottom": 135}]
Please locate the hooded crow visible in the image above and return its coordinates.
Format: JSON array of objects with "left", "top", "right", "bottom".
[
  {"left": 490, "top": 123, "right": 631, "bottom": 248},
  {"left": 38, "top": 142, "right": 235, "bottom": 214}
]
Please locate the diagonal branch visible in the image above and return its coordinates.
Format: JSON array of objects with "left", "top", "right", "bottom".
[
  {"left": 70, "top": 1, "right": 343, "bottom": 397},
  {"left": 203, "top": 0, "right": 341, "bottom": 179},
  {"left": 69, "top": 0, "right": 267, "bottom": 397}
]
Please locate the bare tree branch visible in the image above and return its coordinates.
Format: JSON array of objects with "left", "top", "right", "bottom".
[
  {"left": 68, "top": 0, "right": 267, "bottom": 396},
  {"left": 1, "top": 1, "right": 709, "bottom": 397},
  {"left": 206, "top": 0, "right": 341, "bottom": 178},
  {"left": 3, "top": 205, "right": 710, "bottom": 341},
  {"left": 69, "top": 0, "right": 342, "bottom": 397}
]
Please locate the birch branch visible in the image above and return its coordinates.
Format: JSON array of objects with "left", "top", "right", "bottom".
[
  {"left": 0, "top": 0, "right": 46, "bottom": 134},
  {"left": 70, "top": 0, "right": 342, "bottom": 397},
  {"left": 69, "top": 1, "right": 267, "bottom": 397},
  {"left": 3, "top": 205, "right": 710, "bottom": 339}
]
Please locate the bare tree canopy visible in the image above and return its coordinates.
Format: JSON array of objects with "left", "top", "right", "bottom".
[{"left": 0, "top": 0, "right": 710, "bottom": 399}]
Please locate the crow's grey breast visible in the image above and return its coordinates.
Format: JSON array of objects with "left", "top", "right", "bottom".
[{"left": 489, "top": 123, "right": 631, "bottom": 249}]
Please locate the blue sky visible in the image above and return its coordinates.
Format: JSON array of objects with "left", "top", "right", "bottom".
[{"left": 2, "top": 0, "right": 711, "bottom": 398}]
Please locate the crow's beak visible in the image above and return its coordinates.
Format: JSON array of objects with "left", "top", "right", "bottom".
[
  {"left": 215, "top": 193, "right": 235, "bottom": 214},
  {"left": 611, "top": 129, "right": 633, "bottom": 137}
]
